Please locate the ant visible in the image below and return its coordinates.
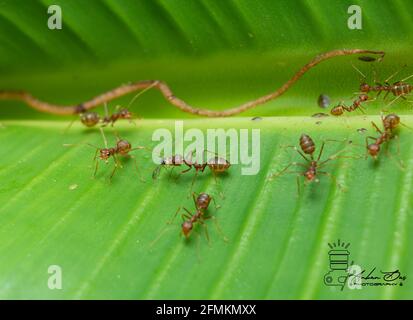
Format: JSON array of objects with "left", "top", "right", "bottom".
[
  {"left": 174, "top": 192, "right": 227, "bottom": 242},
  {"left": 66, "top": 82, "right": 156, "bottom": 131},
  {"left": 365, "top": 113, "right": 404, "bottom": 159},
  {"left": 353, "top": 64, "right": 413, "bottom": 106},
  {"left": 80, "top": 106, "right": 133, "bottom": 128},
  {"left": 65, "top": 128, "right": 146, "bottom": 181},
  {"left": 268, "top": 134, "right": 354, "bottom": 192},
  {"left": 152, "top": 151, "right": 231, "bottom": 189},
  {"left": 330, "top": 94, "right": 370, "bottom": 116}
]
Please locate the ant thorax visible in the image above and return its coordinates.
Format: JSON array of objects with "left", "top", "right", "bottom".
[
  {"left": 99, "top": 148, "right": 115, "bottom": 160},
  {"left": 80, "top": 112, "right": 100, "bottom": 127},
  {"left": 118, "top": 109, "right": 132, "bottom": 119},
  {"left": 196, "top": 193, "right": 211, "bottom": 210},
  {"left": 163, "top": 155, "right": 185, "bottom": 166}
]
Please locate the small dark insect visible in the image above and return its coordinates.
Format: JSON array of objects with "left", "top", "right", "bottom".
[
  {"left": 365, "top": 113, "right": 402, "bottom": 159},
  {"left": 268, "top": 134, "right": 354, "bottom": 192},
  {"left": 312, "top": 112, "right": 329, "bottom": 118},
  {"left": 330, "top": 94, "right": 370, "bottom": 116},
  {"left": 358, "top": 56, "right": 378, "bottom": 62},
  {"left": 317, "top": 94, "right": 331, "bottom": 108}
]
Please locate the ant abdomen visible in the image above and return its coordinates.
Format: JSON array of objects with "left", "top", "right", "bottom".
[
  {"left": 300, "top": 134, "right": 316, "bottom": 155},
  {"left": 330, "top": 105, "right": 345, "bottom": 116},
  {"left": 80, "top": 112, "right": 100, "bottom": 127},
  {"left": 367, "top": 143, "right": 380, "bottom": 157},
  {"left": 383, "top": 114, "right": 400, "bottom": 130},
  {"left": 116, "top": 140, "right": 132, "bottom": 155},
  {"left": 207, "top": 157, "right": 231, "bottom": 173},
  {"left": 196, "top": 193, "right": 211, "bottom": 211}
]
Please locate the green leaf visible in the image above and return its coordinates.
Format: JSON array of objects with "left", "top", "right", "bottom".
[{"left": 0, "top": 0, "right": 412, "bottom": 299}]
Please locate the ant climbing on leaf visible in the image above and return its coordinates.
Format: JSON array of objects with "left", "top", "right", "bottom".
[
  {"left": 171, "top": 192, "right": 227, "bottom": 242},
  {"left": 365, "top": 113, "right": 411, "bottom": 162},
  {"left": 150, "top": 192, "right": 228, "bottom": 252},
  {"left": 267, "top": 134, "right": 357, "bottom": 193},
  {"left": 64, "top": 128, "right": 147, "bottom": 181}
]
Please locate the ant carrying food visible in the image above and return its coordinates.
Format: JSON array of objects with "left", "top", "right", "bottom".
[
  {"left": 152, "top": 151, "right": 231, "bottom": 191},
  {"left": 365, "top": 113, "right": 408, "bottom": 159},
  {"left": 330, "top": 94, "right": 370, "bottom": 116},
  {"left": 267, "top": 134, "right": 355, "bottom": 192},
  {"left": 64, "top": 128, "right": 146, "bottom": 181}
]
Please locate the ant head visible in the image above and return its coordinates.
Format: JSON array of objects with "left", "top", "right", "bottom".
[
  {"left": 118, "top": 108, "right": 132, "bottom": 119},
  {"left": 99, "top": 148, "right": 112, "bottom": 160},
  {"left": 116, "top": 139, "right": 131, "bottom": 155},
  {"left": 384, "top": 114, "right": 400, "bottom": 129},
  {"left": 359, "top": 83, "right": 370, "bottom": 93},
  {"left": 304, "top": 169, "right": 316, "bottom": 181},
  {"left": 359, "top": 94, "right": 369, "bottom": 101},
  {"left": 181, "top": 221, "right": 193, "bottom": 238},
  {"left": 330, "top": 105, "right": 344, "bottom": 116},
  {"left": 80, "top": 112, "right": 100, "bottom": 127},
  {"left": 367, "top": 143, "right": 380, "bottom": 158}
]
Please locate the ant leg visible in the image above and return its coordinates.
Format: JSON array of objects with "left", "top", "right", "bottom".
[
  {"left": 400, "top": 73, "right": 413, "bottom": 82},
  {"left": 317, "top": 142, "right": 325, "bottom": 161},
  {"left": 318, "top": 171, "right": 344, "bottom": 191},
  {"left": 371, "top": 121, "right": 383, "bottom": 134},
  {"left": 282, "top": 145, "right": 311, "bottom": 162},
  {"left": 385, "top": 95, "right": 402, "bottom": 110},
  {"left": 296, "top": 175, "right": 302, "bottom": 197},
  {"left": 94, "top": 158, "right": 100, "bottom": 178},
  {"left": 62, "top": 117, "right": 77, "bottom": 134},
  {"left": 385, "top": 65, "right": 407, "bottom": 83},
  {"left": 109, "top": 155, "right": 121, "bottom": 181},
  {"left": 267, "top": 162, "right": 305, "bottom": 181},
  {"left": 168, "top": 207, "right": 182, "bottom": 224},
  {"left": 198, "top": 220, "right": 211, "bottom": 246},
  {"left": 204, "top": 215, "right": 228, "bottom": 242},
  {"left": 129, "top": 154, "right": 145, "bottom": 182}
]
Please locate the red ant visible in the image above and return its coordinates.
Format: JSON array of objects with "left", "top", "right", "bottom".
[
  {"left": 365, "top": 113, "right": 406, "bottom": 159},
  {"left": 268, "top": 134, "right": 355, "bottom": 192},
  {"left": 330, "top": 94, "right": 370, "bottom": 116},
  {"left": 64, "top": 128, "right": 146, "bottom": 181},
  {"left": 80, "top": 106, "right": 133, "bottom": 128},
  {"left": 174, "top": 192, "right": 227, "bottom": 242},
  {"left": 152, "top": 151, "right": 231, "bottom": 187},
  {"left": 353, "top": 64, "right": 413, "bottom": 106},
  {"left": 67, "top": 83, "right": 156, "bottom": 131}
]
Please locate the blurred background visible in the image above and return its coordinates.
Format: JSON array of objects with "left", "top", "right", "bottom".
[{"left": 0, "top": 0, "right": 412, "bottom": 119}]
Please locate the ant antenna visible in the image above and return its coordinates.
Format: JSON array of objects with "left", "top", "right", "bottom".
[
  {"left": 103, "top": 102, "right": 109, "bottom": 118},
  {"left": 126, "top": 81, "right": 157, "bottom": 109},
  {"left": 351, "top": 62, "right": 366, "bottom": 80},
  {"left": 385, "top": 64, "right": 407, "bottom": 83}
]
